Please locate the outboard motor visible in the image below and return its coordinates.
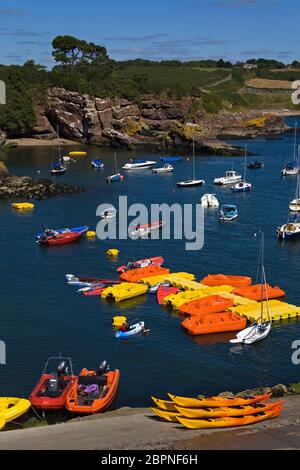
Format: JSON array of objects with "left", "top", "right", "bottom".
[
  {"left": 57, "top": 361, "right": 68, "bottom": 377},
  {"left": 47, "top": 378, "right": 59, "bottom": 397},
  {"left": 97, "top": 360, "right": 110, "bottom": 376}
]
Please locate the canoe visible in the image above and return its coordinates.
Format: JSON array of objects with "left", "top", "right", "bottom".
[
  {"left": 12, "top": 202, "right": 34, "bottom": 211},
  {"left": 168, "top": 392, "right": 272, "bottom": 408},
  {"left": 233, "top": 284, "right": 285, "bottom": 301},
  {"left": 36, "top": 225, "right": 89, "bottom": 241},
  {"left": 101, "top": 283, "right": 148, "bottom": 302},
  {"left": 177, "top": 407, "right": 282, "bottom": 429},
  {"left": 151, "top": 408, "right": 181, "bottom": 422},
  {"left": 40, "top": 231, "right": 83, "bottom": 246},
  {"left": 115, "top": 322, "right": 145, "bottom": 339},
  {"left": 66, "top": 368, "right": 119, "bottom": 415},
  {"left": 201, "top": 274, "right": 252, "bottom": 288},
  {"left": 176, "top": 401, "right": 283, "bottom": 418},
  {"left": 151, "top": 396, "right": 178, "bottom": 412},
  {"left": 117, "top": 256, "right": 164, "bottom": 273},
  {"left": 179, "top": 295, "right": 234, "bottom": 316},
  {"left": 157, "top": 286, "right": 179, "bottom": 305},
  {"left": 0, "top": 398, "right": 31, "bottom": 422},
  {"left": 181, "top": 312, "right": 247, "bottom": 335},
  {"left": 120, "top": 266, "right": 170, "bottom": 283}
]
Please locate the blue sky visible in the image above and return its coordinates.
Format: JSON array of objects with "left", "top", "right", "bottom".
[{"left": 0, "top": 0, "right": 298, "bottom": 66}]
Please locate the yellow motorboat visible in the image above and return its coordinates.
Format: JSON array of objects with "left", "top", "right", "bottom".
[
  {"left": 12, "top": 203, "right": 35, "bottom": 211},
  {"left": 69, "top": 151, "right": 87, "bottom": 157},
  {"left": 102, "top": 283, "right": 148, "bottom": 302},
  {"left": 0, "top": 398, "right": 31, "bottom": 423}
]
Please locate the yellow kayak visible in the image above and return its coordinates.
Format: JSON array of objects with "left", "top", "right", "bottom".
[
  {"left": 168, "top": 392, "right": 272, "bottom": 408},
  {"left": 0, "top": 398, "right": 31, "bottom": 423},
  {"left": 151, "top": 408, "right": 181, "bottom": 423},
  {"left": 151, "top": 396, "right": 178, "bottom": 412},
  {"left": 12, "top": 203, "right": 35, "bottom": 211},
  {"left": 0, "top": 417, "right": 5, "bottom": 431},
  {"left": 175, "top": 401, "right": 283, "bottom": 419},
  {"left": 69, "top": 151, "right": 87, "bottom": 156}
]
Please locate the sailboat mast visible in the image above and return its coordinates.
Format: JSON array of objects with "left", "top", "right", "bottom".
[
  {"left": 192, "top": 138, "right": 195, "bottom": 181},
  {"left": 57, "top": 125, "right": 62, "bottom": 163},
  {"left": 294, "top": 121, "right": 297, "bottom": 162},
  {"left": 244, "top": 144, "right": 247, "bottom": 181},
  {"left": 260, "top": 232, "right": 270, "bottom": 323}
]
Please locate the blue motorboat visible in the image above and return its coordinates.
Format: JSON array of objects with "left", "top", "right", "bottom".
[
  {"left": 50, "top": 162, "right": 67, "bottom": 175},
  {"left": 160, "top": 156, "right": 183, "bottom": 163},
  {"left": 35, "top": 225, "right": 89, "bottom": 241},
  {"left": 220, "top": 205, "right": 238, "bottom": 222},
  {"left": 115, "top": 322, "right": 145, "bottom": 339},
  {"left": 91, "top": 159, "right": 104, "bottom": 169}
]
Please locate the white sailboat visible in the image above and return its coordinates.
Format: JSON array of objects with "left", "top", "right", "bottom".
[
  {"left": 289, "top": 145, "right": 300, "bottom": 212},
  {"left": 282, "top": 122, "right": 300, "bottom": 176},
  {"left": 230, "top": 232, "right": 271, "bottom": 345},
  {"left": 106, "top": 153, "right": 123, "bottom": 182},
  {"left": 201, "top": 193, "right": 219, "bottom": 208},
  {"left": 177, "top": 139, "right": 205, "bottom": 187},
  {"left": 231, "top": 144, "right": 252, "bottom": 193}
]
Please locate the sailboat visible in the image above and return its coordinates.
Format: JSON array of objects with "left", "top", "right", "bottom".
[
  {"left": 282, "top": 122, "right": 300, "bottom": 176},
  {"left": 232, "top": 144, "right": 252, "bottom": 193},
  {"left": 230, "top": 232, "right": 271, "bottom": 344},
  {"left": 106, "top": 153, "right": 124, "bottom": 183},
  {"left": 289, "top": 145, "right": 300, "bottom": 211},
  {"left": 50, "top": 127, "right": 67, "bottom": 176},
  {"left": 177, "top": 139, "right": 205, "bottom": 187}
]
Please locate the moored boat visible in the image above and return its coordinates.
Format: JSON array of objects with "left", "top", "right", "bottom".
[
  {"left": 219, "top": 204, "right": 238, "bottom": 222},
  {"left": 38, "top": 230, "right": 86, "bottom": 246},
  {"left": 214, "top": 170, "right": 242, "bottom": 186},
  {"left": 117, "top": 256, "right": 164, "bottom": 273},
  {"left": 232, "top": 144, "right": 252, "bottom": 193},
  {"left": 122, "top": 159, "right": 156, "bottom": 170},
  {"left": 50, "top": 162, "right": 67, "bottom": 176},
  {"left": 106, "top": 152, "right": 124, "bottom": 182},
  {"left": 99, "top": 207, "right": 117, "bottom": 219},
  {"left": 248, "top": 160, "right": 264, "bottom": 170},
  {"left": 36, "top": 225, "right": 89, "bottom": 241},
  {"left": 277, "top": 213, "right": 300, "bottom": 240},
  {"left": 130, "top": 220, "right": 166, "bottom": 238},
  {"left": 282, "top": 123, "right": 299, "bottom": 175},
  {"left": 91, "top": 159, "right": 104, "bottom": 169},
  {"left": 177, "top": 139, "right": 205, "bottom": 187},
  {"left": 201, "top": 194, "right": 219, "bottom": 208},
  {"left": 152, "top": 164, "right": 174, "bottom": 174}
]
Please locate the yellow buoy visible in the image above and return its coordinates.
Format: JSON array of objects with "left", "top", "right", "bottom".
[
  {"left": 112, "top": 316, "right": 127, "bottom": 328},
  {"left": 107, "top": 249, "right": 120, "bottom": 257},
  {"left": 12, "top": 203, "right": 35, "bottom": 211},
  {"left": 86, "top": 231, "right": 96, "bottom": 238}
]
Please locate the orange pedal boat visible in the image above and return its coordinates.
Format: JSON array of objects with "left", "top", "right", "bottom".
[
  {"left": 200, "top": 274, "right": 252, "bottom": 288},
  {"left": 233, "top": 284, "right": 285, "bottom": 301},
  {"left": 120, "top": 265, "right": 170, "bottom": 283},
  {"left": 181, "top": 311, "right": 247, "bottom": 335},
  {"left": 66, "top": 362, "right": 119, "bottom": 415},
  {"left": 179, "top": 295, "right": 234, "bottom": 316}
]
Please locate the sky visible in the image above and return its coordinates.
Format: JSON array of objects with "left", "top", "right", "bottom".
[{"left": 0, "top": 0, "right": 299, "bottom": 66}]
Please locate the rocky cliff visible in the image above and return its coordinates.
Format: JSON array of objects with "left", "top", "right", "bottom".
[{"left": 1, "top": 87, "right": 288, "bottom": 154}]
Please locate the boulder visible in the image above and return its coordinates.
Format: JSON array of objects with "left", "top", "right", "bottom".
[
  {"left": 218, "top": 391, "right": 234, "bottom": 398},
  {"left": 287, "top": 383, "right": 300, "bottom": 395},
  {"left": 272, "top": 384, "right": 288, "bottom": 397},
  {"left": 0, "top": 132, "right": 6, "bottom": 146}
]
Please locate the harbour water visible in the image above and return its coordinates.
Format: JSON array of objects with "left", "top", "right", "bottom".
[{"left": 1, "top": 117, "right": 300, "bottom": 408}]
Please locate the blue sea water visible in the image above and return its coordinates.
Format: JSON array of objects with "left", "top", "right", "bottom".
[{"left": 0, "top": 117, "right": 300, "bottom": 408}]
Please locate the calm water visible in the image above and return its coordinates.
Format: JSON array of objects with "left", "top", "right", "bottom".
[{"left": 1, "top": 117, "right": 300, "bottom": 408}]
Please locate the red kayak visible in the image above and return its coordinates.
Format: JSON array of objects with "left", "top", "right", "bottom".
[
  {"left": 77, "top": 277, "right": 121, "bottom": 286},
  {"left": 117, "top": 256, "right": 164, "bottom": 274},
  {"left": 157, "top": 286, "right": 179, "bottom": 305},
  {"left": 29, "top": 357, "right": 76, "bottom": 410},
  {"left": 41, "top": 232, "right": 83, "bottom": 246},
  {"left": 83, "top": 287, "right": 106, "bottom": 296}
]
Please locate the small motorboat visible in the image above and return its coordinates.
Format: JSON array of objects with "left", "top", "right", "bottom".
[
  {"left": 122, "top": 159, "right": 156, "bottom": 170},
  {"left": 277, "top": 213, "right": 300, "bottom": 240},
  {"left": 214, "top": 170, "right": 242, "bottom": 186},
  {"left": 130, "top": 220, "right": 166, "bottom": 238},
  {"left": 66, "top": 361, "right": 119, "bottom": 415},
  {"left": 29, "top": 357, "right": 76, "bottom": 410},
  {"left": 65, "top": 274, "right": 121, "bottom": 287},
  {"left": 282, "top": 161, "right": 299, "bottom": 176},
  {"left": 115, "top": 322, "right": 145, "bottom": 339},
  {"left": 106, "top": 173, "right": 124, "bottom": 183},
  {"left": 232, "top": 181, "right": 252, "bottom": 193},
  {"left": 152, "top": 164, "right": 174, "bottom": 174},
  {"left": 201, "top": 194, "right": 219, "bottom": 208},
  {"left": 177, "top": 179, "right": 205, "bottom": 187},
  {"left": 99, "top": 207, "right": 117, "bottom": 219},
  {"left": 36, "top": 225, "right": 89, "bottom": 242},
  {"left": 117, "top": 256, "right": 164, "bottom": 273},
  {"left": 160, "top": 156, "right": 183, "bottom": 163},
  {"left": 248, "top": 160, "right": 264, "bottom": 170},
  {"left": 91, "top": 159, "right": 104, "bottom": 169},
  {"left": 50, "top": 162, "right": 67, "bottom": 176},
  {"left": 38, "top": 230, "right": 84, "bottom": 246},
  {"left": 219, "top": 205, "right": 238, "bottom": 222}
]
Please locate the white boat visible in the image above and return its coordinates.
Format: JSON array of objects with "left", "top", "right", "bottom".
[
  {"left": 130, "top": 220, "right": 166, "bottom": 238},
  {"left": 282, "top": 123, "right": 300, "bottom": 176},
  {"left": 289, "top": 145, "right": 300, "bottom": 211},
  {"left": 201, "top": 194, "right": 219, "bottom": 208},
  {"left": 214, "top": 170, "right": 242, "bottom": 186},
  {"left": 230, "top": 232, "right": 271, "bottom": 345},
  {"left": 63, "top": 156, "right": 71, "bottom": 162},
  {"left": 122, "top": 159, "right": 156, "bottom": 170},
  {"left": 232, "top": 145, "right": 252, "bottom": 193},
  {"left": 177, "top": 139, "right": 205, "bottom": 187},
  {"left": 152, "top": 164, "right": 174, "bottom": 174},
  {"left": 106, "top": 153, "right": 124, "bottom": 183},
  {"left": 100, "top": 207, "right": 117, "bottom": 220},
  {"left": 277, "top": 213, "right": 300, "bottom": 240}
]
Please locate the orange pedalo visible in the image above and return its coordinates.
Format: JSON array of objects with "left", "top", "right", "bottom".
[
  {"left": 120, "top": 265, "right": 170, "bottom": 283},
  {"left": 233, "top": 284, "right": 285, "bottom": 301},
  {"left": 179, "top": 295, "right": 234, "bottom": 316},
  {"left": 200, "top": 274, "right": 252, "bottom": 288},
  {"left": 181, "top": 312, "right": 247, "bottom": 335},
  {"left": 66, "top": 361, "right": 119, "bottom": 415}
]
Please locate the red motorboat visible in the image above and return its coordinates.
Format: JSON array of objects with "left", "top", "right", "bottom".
[
  {"left": 117, "top": 256, "right": 164, "bottom": 274},
  {"left": 40, "top": 231, "right": 83, "bottom": 246},
  {"left": 130, "top": 221, "right": 166, "bottom": 238},
  {"left": 29, "top": 357, "right": 77, "bottom": 410},
  {"left": 157, "top": 286, "right": 179, "bottom": 305}
]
